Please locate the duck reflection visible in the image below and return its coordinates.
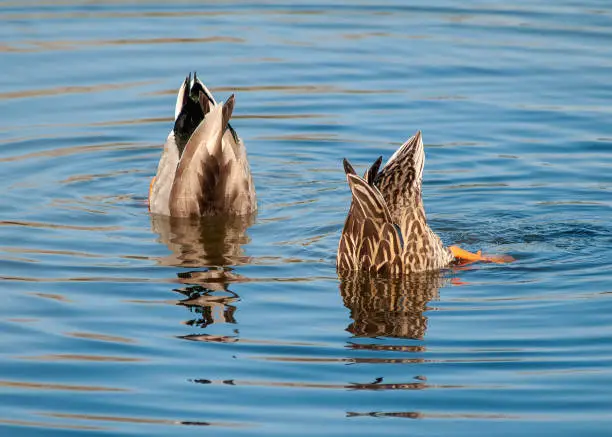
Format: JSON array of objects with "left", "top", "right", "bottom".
[
  {"left": 339, "top": 271, "right": 449, "bottom": 340},
  {"left": 176, "top": 280, "right": 239, "bottom": 329},
  {"left": 150, "top": 214, "right": 254, "bottom": 329},
  {"left": 151, "top": 214, "right": 254, "bottom": 267}
]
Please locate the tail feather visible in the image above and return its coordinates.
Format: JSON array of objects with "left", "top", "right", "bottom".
[
  {"left": 363, "top": 156, "right": 382, "bottom": 185},
  {"left": 169, "top": 95, "right": 250, "bottom": 217},
  {"left": 377, "top": 131, "right": 424, "bottom": 196},
  {"left": 174, "top": 74, "right": 190, "bottom": 120},
  {"left": 170, "top": 102, "right": 228, "bottom": 217},
  {"left": 192, "top": 72, "right": 217, "bottom": 105},
  {"left": 374, "top": 130, "right": 425, "bottom": 223}
]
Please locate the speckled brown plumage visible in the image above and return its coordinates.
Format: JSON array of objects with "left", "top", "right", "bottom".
[{"left": 337, "top": 131, "right": 454, "bottom": 275}]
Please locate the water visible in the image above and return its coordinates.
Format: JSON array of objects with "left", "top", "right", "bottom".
[{"left": 1, "top": 1, "right": 611, "bottom": 435}]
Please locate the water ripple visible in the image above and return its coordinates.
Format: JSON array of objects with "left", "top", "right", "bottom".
[{"left": 0, "top": 1, "right": 611, "bottom": 436}]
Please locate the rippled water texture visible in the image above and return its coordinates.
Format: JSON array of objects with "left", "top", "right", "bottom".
[{"left": 1, "top": 1, "right": 612, "bottom": 436}]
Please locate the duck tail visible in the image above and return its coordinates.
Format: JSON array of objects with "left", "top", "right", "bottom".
[
  {"left": 364, "top": 156, "right": 383, "bottom": 185},
  {"left": 169, "top": 95, "right": 235, "bottom": 217}
]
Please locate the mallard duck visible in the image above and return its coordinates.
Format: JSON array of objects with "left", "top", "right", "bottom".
[
  {"left": 337, "top": 131, "right": 513, "bottom": 275},
  {"left": 149, "top": 73, "right": 256, "bottom": 217}
]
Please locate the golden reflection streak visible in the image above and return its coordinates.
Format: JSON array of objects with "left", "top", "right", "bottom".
[
  {"left": 1, "top": 246, "right": 104, "bottom": 259},
  {"left": 0, "top": 11, "right": 229, "bottom": 21},
  {"left": 0, "top": 37, "right": 244, "bottom": 53},
  {"left": 0, "top": 418, "right": 104, "bottom": 431},
  {"left": 85, "top": 116, "right": 166, "bottom": 128},
  {"left": 179, "top": 334, "right": 322, "bottom": 347},
  {"left": 214, "top": 84, "right": 399, "bottom": 94},
  {"left": 29, "top": 292, "right": 71, "bottom": 302},
  {"left": 0, "top": 380, "right": 126, "bottom": 392},
  {"left": 0, "top": 80, "right": 152, "bottom": 100},
  {"left": 0, "top": 7, "right": 339, "bottom": 20},
  {"left": 0, "top": 133, "right": 49, "bottom": 145},
  {"left": 59, "top": 169, "right": 139, "bottom": 184},
  {"left": 45, "top": 413, "right": 192, "bottom": 425},
  {"left": 0, "top": 219, "right": 122, "bottom": 232},
  {"left": 0, "top": 141, "right": 140, "bottom": 164},
  {"left": 0, "top": 254, "right": 34, "bottom": 263},
  {"left": 67, "top": 332, "right": 136, "bottom": 344},
  {"left": 17, "top": 354, "right": 144, "bottom": 362},
  {"left": 0, "top": 118, "right": 166, "bottom": 141},
  {"left": 2, "top": 276, "right": 175, "bottom": 283},
  {"left": 152, "top": 84, "right": 399, "bottom": 96},
  {"left": 43, "top": 412, "right": 250, "bottom": 428},
  {"left": 91, "top": 36, "right": 244, "bottom": 46},
  {"left": 3, "top": 273, "right": 328, "bottom": 284}
]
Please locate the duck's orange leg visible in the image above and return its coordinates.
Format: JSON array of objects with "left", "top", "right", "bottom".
[{"left": 449, "top": 245, "right": 515, "bottom": 264}]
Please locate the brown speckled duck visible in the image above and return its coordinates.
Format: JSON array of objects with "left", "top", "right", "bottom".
[
  {"left": 149, "top": 73, "right": 256, "bottom": 217},
  {"left": 337, "top": 131, "right": 513, "bottom": 275}
]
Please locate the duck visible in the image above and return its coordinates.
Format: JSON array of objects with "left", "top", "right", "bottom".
[
  {"left": 149, "top": 73, "right": 256, "bottom": 217},
  {"left": 337, "top": 130, "right": 513, "bottom": 275}
]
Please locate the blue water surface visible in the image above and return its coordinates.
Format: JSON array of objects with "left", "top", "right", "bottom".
[{"left": 0, "top": 1, "right": 611, "bottom": 436}]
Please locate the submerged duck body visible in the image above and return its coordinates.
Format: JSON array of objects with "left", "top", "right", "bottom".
[
  {"left": 149, "top": 73, "right": 256, "bottom": 217},
  {"left": 338, "top": 131, "right": 454, "bottom": 275},
  {"left": 338, "top": 131, "right": 513, "bottom": 275}
]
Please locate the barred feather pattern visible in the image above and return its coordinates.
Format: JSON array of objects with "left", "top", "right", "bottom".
[
  {"left": 397, "top": 205, "right": 453, "bottom": 272},
  {"left": 374, "top": 132, "right": 424, "bottom": 224},
  {"left": 337, "top": 131, "right": 454, "bottom": 275}
]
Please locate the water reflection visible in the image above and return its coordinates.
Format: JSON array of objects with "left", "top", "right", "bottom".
[
  {"left": 339, "top": 272, "right": 449, "bottom": 340},
  {"left": 150, "top": 214, "right": 254, "bottom": 267},
  {"left": 150, "top": 214, "right": 254, "bottom": 328},
  {"left": 176, "top": 278, "right": 239, "bottom": 329}
]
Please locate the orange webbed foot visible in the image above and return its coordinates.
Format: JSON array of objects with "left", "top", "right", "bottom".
[{"left": 449, "top": 245, "right": 515, "bottom": 264}]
